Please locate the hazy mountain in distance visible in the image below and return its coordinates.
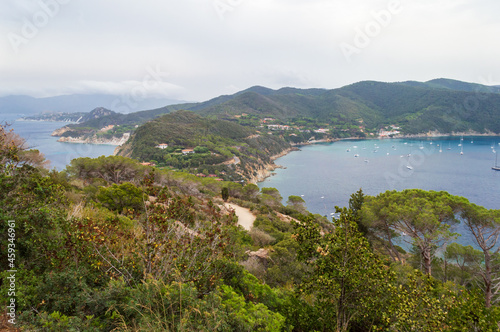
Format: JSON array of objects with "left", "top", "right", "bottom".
[
  {"left": 401, "top": 78, "right": 500, "bottom": 93},
  {"left": 0, "top": 94, "right": 188, "bottom": 116}
]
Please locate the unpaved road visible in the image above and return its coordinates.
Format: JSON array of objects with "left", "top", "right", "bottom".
[{"left": 224, "top": 203, "right": 256, "bottom": 231}]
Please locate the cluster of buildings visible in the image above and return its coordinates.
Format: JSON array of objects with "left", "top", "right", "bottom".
[
  {"left": 266, "top": 124, "right": 330, "bottom": 134},
  {"left": 267, "top": 124, "right": 294, "bottom": 131},
  {"left": 155, "top": 143, "right": 195, "bottom": 155},
  {"left": 378, "top": 125, "right": 401, "bottom": 137}
]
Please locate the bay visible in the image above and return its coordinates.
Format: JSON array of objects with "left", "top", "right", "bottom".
[
  {"left": 259, "top": 136, "right": 500, "bottom": 247},
  {"left": 2, "top": 113, "right": 117, "bottom": 170}
]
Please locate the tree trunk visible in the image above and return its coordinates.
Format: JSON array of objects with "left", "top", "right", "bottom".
[
  {"left": 484, "top": 251, "right": 492, "bottom": 308},
  {"left": 422, "top": 247, "right": 432, "bottom": 275},
  {"left": 383, "top": 222, "right": 401, "bottom": 263}
]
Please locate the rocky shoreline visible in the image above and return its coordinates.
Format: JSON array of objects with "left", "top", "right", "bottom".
[
  {"left": 249, "top": 147, "right": 299, "bottom": 184},
  {"left": 57, "top": 133, "right": 130, "bottom": 146}
]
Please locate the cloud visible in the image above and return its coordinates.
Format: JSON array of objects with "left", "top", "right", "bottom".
[
  {"left": 73, "top": 80, "right": 185, "bottom": 98},
  {"left": 0, "top": 0, "right": 499, "bottom": 101}
]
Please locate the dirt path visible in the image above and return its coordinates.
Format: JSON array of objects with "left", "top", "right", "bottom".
[{"left": 224, "top": 203, "right": 256, "bottom": 231}]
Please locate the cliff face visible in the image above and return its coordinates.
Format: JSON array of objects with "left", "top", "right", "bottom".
[
  {"left": 114, "top": 137, "right": 134, "bottom": 156},
  {"left": 247, "top": 163, "right": 280, "bottom": 184},
  {"left": 246, "top": 147, "right": 298, "bottom": 184},
  {"left": 57, "top": 133, "right": 130, "bottom": 146},
  {"left": 51, "top": 126, "right": 72, "bottom": 136}
]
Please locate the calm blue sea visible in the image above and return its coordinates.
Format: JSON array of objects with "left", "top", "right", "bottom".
[
  {"left": 1, "top": 113, "right": 116, "bottom": 171},
  {"left": 259, "top": 137, "right": 500, "bottom": 247}
]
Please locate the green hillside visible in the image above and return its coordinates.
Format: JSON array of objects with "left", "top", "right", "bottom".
[
  {"left": 4, "top": 122, "right": 500, "bottom": 331},
  {"left": 56, "top": 103, "right": 195, "bottom": 139},
  {"left": 113, "top": 79, "right": 500, "bottom": 179},
  {"left": 194, "top": 80, "right": 500, "bottom": 135},
  {"left": 336, "top": 81, "right": 500, "bottom": 133},
  {"left": 55, "top": 78, "right": 500, "bottom": 141},
  {"left": 117, "top": 110, "right": 291, "bottom": 181}
]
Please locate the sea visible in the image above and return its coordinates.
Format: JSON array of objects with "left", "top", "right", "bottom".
[
  {"left": 259, "top": 136, "right": 500, "bottom": 247},
  {"left": 1, "top": 113, "right": 117, "bottom": 171}
]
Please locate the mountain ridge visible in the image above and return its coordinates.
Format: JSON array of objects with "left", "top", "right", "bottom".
[{"left": 45, "top": 78, "right": 500, "bottom": 146}]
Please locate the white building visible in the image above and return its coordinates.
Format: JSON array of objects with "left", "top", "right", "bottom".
[{"left": 156, "top": 143, "right": 169, "bottom": 149}]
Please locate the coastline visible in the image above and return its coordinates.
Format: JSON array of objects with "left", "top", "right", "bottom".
[
  {"left": 17, "top": 119, "right": 78, "bottom": 123},
  {"left": 56, "top": 133, "right": 130, "bottom": 146},
  {"left": 394, "top": 130, "right": 500, "bottom": 139},
  {"left": 248, "top": 147, "right": 299, "bottom": 184}
]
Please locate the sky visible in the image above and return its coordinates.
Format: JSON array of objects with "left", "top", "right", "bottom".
[{"left": 1, "top": 0, "right": 500, "bottom": 102}]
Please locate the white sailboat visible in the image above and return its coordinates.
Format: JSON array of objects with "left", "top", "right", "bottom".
[
  {"left": 493, "top": 151, "right": 500, "bottom": 171},
  {"left": 406, "top": 146, "right": 413, "bottom": 170}
]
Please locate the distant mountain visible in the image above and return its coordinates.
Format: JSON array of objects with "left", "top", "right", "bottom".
[
  {"left": 0, "top": 94, "right": 188, "bottom": 116},
  {"left": 79, "top": 107, "right": 117, "bottom": 122},
  {"left": 21, "top": 111, "right": 87, "bottom": 123},
  {"left": 60, "top": 103, "right": 195, "bottom": 131},
  {"left": 21, "top": 107, "right": 118, "bottom": 123},
  {"left": 187, "top": 79, "right": 500, "bottom": 135},
  {"left": 106, "top": 78, "right": 500, "bottom": 180},
  {"left": 49, "top": 78, "right": 500, "bottom": 143}
]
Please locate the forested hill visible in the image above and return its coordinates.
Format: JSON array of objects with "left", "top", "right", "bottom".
[
  {"left": 52, "top": 78, "right": 500, "bottom": 139},
  {"left": 194, "top": 79, "right": 500, "bottom": 134},
  {"left": 117, "top": 110, "right": 291, "bottom": 182}
]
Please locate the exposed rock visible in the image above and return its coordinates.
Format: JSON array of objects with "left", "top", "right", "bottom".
[
  {"left": 247, "top": 147, "right": 298, "bottom": 184},
  {"left": 275, "top": 212, "right": 300, "bottom": 224},
  {"left": 246, "top": 248, "right": 270, "bottom": 260},
  {"left": 51, "top": 126, "right": 72, "bottom": 136},
  {"left": 57, "top": 133, "right": 130, "bottom": 145}
]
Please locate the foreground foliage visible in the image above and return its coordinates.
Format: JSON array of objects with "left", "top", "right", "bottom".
[{"left": 1, "top": 125, "right": 500, "bottom": 331}]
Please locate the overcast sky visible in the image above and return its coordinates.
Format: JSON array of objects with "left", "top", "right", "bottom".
[{"left": 1, "top": 0, "right": 500, "bottom": 102}]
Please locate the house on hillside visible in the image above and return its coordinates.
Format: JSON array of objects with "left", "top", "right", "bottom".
[
  {"left": 156, "top": 143, "right": 169, "bottom": 149},
  {"left": 314, "top": 128, "right": 329, "bottom": 134},
  {"left": 182, "top": 148, "right": 194, "bottom": 154}
]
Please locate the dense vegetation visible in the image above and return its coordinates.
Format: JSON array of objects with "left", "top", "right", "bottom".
[
  {"left": 117, "top": 110, "right": 291, "bottom": 182},
  {"left": 193, "top": 79, "right": 500, "bottom": 135},
  {"left": 2, "top": 124, "right": 500, "bottom": 331},
  {"left": 51, "top": 79, "right": 500, "bottom": 146}
]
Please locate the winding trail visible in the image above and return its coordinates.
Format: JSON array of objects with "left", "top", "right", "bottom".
[{"left": 224, "top": 203, "right": 256, "bottom": 231}]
